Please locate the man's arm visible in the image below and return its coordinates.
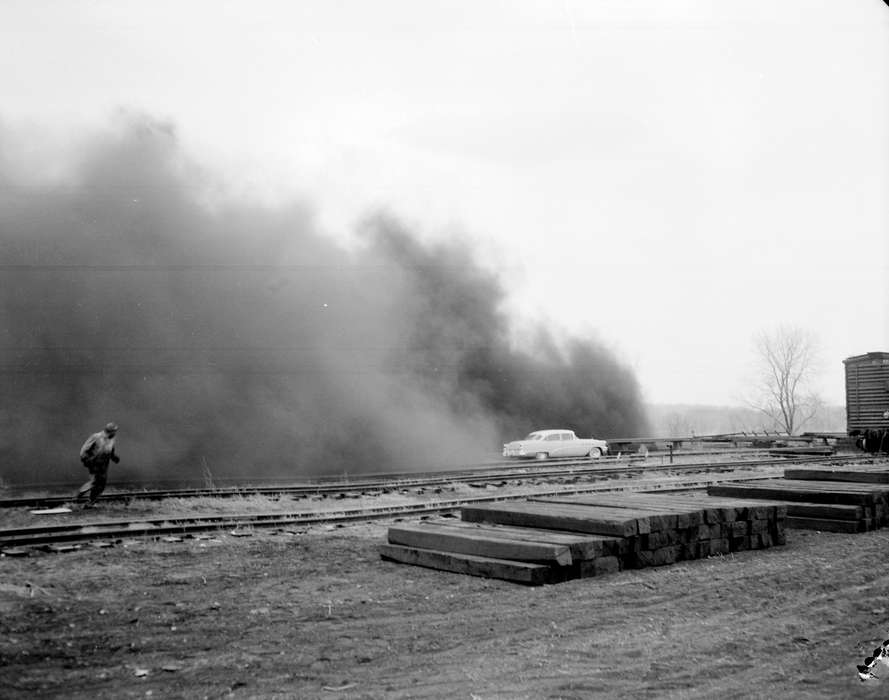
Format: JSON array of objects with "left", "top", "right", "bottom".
[
  {"left": 110, "top": 448, "right": 120, "bottom": 464},
  {"left": 80, "top": 435, "right": 97, "bottom": 461}
]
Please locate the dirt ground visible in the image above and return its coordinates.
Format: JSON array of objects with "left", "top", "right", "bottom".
[{"left": 3, "top": 511, "right": 889, "bottom": 700}]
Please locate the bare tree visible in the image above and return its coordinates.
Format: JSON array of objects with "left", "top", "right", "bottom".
[
  {"left": 665, "top": 411, "right": 695, "bottom": 438},
  {"left": 749, "top": 325, "right": 821, "bottom": 435}
]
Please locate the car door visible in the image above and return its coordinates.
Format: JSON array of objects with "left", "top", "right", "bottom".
[
  {"left": 560, "top": 432, "right": 583, "bottom": 456},
  {"left": 543, "top": 433, "right": 561, "bottom": 456}
]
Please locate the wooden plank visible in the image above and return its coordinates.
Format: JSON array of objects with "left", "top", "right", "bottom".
[
  {"left": 616, "top": 499, "right": 700, "bottom": 528},
  {"left": 745, "top": 504, "right": 771, "bottom": 520},
  {"left": 528, "top": 497, "right": 654, "bottom": 534},
  {"left": 708, "top": 482, "right": 880, "bottom": 505},
  {"left": 657, "top": 494, "right": 769, "bottom": 512},
  {"left": 464, "top": 501, "right": 639, "bottom": 537},
  {"left": 683, "top": 541, "right": 708, "bottom": 560},
  {"left": 696, "top": 523, "right": 717, "bottom": 540},
  {"left": 731, "top": 536, "right": 751, "bottom": 551},
  {"left": 387, "top": 524, "right": 573, "bottom": 565},
  {"left": 643, "top": 495, "right": 741, "bottom": 523},
  {"left": 774, "top": 522, "right": 787, "bottom": 544},
  {"left": 783, "top": 502, "right": 864, "bottom": 520},
  {"left": 730, "top": 521, "right": 749, "bottom": 537},
  {"left": 636, "top": 545, "right": 681, "bottom": 567},
  {"left": 690, "top": 497, "right": 787, "bottom": 522},
  {"left": 708, "top": 538, "right": 730, "bottom": 556},
  {"left": 592, "top": 492, "right": 708, "bottom": 514},
  {"left": 642, "top": 530, "right": 684, "bottom": 549},
  {"left": 417, "top": 520, "right": 617, "bottom": 560},
  {"left": 461, "top": 502, "right": 638, "bottom": 537},
  {"left": 577, "top": 555, "right": 621, "bottom": 577},
  {"left": 769, "top": 447, "right": 835, "bottom": 456},
  {"left": 537, "top": 494, "right": 684, "bottom": 530},
  {"left": 378, "top": 544, "right": 552, "bottom": 585},
  {"left": 734, "top": 478, "right": 887, "bottom": 493},
  {"left": 784, "top": 468, "right": 889, "bottom": 484},
  {"left": 784, "top": 517, "right": 866, "bottom": 533},
  {"left": 776, "top": 479, "right": 889, "bottom": 493}
]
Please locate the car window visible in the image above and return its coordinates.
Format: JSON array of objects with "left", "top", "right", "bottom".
[
  {"left": 524, "top": 433, "right": 542, "bottom": 441},
  {"left": 545, "top": 434, "right": 560, "bottom": 441},
  {"left": 561, "top": 433, "right": 573, "bottom": 440}
]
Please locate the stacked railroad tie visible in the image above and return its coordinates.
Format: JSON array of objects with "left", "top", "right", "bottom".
[
  {"left": 857, "top": 640, "right": 889, "bottom": 682},
  {"left": 709, "top": 464, "right": 889, "bottom": 532},
  {"left": 379, "top": 492, "right": 787, "bottom": 585}
]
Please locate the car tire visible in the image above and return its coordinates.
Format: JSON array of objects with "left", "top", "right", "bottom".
[
  {"left": 534, "top": 452, "right": 548, "bottom": 460},
  {"left": 589, "top": 447, "right": 602, "bottom": 459}
]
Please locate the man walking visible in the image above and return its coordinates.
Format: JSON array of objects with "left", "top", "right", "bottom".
[{"left": 77, "top": 422, "right": 120, "bottom": 506}]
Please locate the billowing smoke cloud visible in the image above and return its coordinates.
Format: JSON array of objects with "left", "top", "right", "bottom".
[{"left": 0, "top": 116, "right": 649, "bottom": 486}]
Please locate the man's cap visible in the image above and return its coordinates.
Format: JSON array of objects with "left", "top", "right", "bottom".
[{"left": 104, "top": 422, "right": 119, "bottom": 433}]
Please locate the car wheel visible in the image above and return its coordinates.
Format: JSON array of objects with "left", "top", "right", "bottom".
[
  {"left": 535, "top": 452, "right": 548, "bottom": 460},
  {"left": 589, "top": 447, "right": 602, "bottom": 459}
]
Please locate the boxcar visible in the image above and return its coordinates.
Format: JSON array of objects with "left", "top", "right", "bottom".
[{"left": 845, "top": 351, "right": 889, "bottom": 453}]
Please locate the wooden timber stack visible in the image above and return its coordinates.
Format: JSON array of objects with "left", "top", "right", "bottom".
[
  {"left": 784, "top": 464, "right": 889, "bottom": 484},
  {"left": 768, "top": 446, "right": 836, "bottom": 457},
  {"left": 708, "top": 465, "right": 889, "bottom": 532},
  {"left": 379, "top": 493, "right": 787, "bottom": 585}
]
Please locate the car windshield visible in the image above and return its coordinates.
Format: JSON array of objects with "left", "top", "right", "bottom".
[{"left": 523, "top": 433, "right": 544, "bottom": 441}]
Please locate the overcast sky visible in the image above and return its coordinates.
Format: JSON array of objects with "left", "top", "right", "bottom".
[{"left": 2, "top": 0, "right": 887, "bottom": 406}]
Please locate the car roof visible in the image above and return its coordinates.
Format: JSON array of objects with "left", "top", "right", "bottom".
[{"left": 532, "top": 429, "right": 571, "bottom": 435}]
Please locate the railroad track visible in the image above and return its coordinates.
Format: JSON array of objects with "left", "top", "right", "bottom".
[
  {"left": 1, "top": 470, "right": 784, "bottom": 552},
  {"left": 0, "top": 453, "right": 873, "bottom": 552},
  {"left": 1, "top": 447, "right": 790, "bottom": 494},
  {"left": 0, "top": 451, "right": 854, "bottom": 510}
]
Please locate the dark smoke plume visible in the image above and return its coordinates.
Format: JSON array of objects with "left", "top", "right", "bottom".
[{"left": 0, "top": 116, "right": 650, "bottom": 486}]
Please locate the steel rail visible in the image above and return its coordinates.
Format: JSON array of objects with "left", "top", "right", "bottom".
[
  {"left": 6, "top": 453, "right": 647, "bottom": 504},
  {"left": 0, "top": 453, "right": 859, "bottom": 510}
]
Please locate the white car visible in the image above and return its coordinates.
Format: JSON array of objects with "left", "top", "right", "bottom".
[{"left": 502, "top": 429, "right": 608, "bottom": 460}]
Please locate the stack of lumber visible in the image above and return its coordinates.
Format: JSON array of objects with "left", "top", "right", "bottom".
[
  {"left": 379, "top": 492, "right": 787, "bottom": 585},
  {"left": 784, "top": 464, "right": 889, "bottom": 484},
  {"left": 768, "top": 446, "right": 835, "bottom": 457},
  {"left": 709, "top": 474, "right": 889, "bottom": 533}
]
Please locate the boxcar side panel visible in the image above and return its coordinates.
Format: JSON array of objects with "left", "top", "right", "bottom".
[{"left": 844, "top": 352, "right": 889, "bottom": 439}]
